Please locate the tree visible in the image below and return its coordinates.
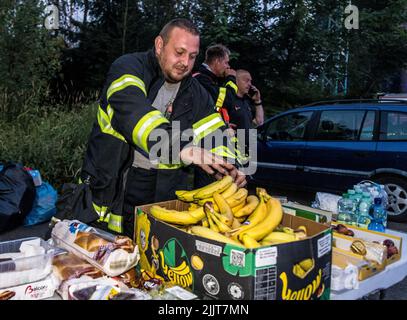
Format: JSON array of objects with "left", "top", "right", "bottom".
[
  {"left": 0, "top": 0, "right": 61, "bottom": 119},
  {"left": 345, "top": 0, "right": 407, "bottom": 96}
]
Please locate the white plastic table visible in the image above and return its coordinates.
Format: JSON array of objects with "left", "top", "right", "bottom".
[{"left": 331, "top": 228, "right": 407, "bottom": 300}]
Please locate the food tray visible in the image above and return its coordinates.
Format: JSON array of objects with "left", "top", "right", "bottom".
[{"left": 0, "top": 237, "right": 62, "bottom": 289}]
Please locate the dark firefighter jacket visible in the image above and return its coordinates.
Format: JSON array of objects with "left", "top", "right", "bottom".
[
  {"left": 193, "top": 64, "right": 238, "bottom": 124},
  {"left": 81, "top": 49, "right": 236, "bottom": 234}
]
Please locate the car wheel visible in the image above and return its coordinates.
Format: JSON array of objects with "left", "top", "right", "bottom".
[{"left": 374, "top": 175, "right": 407, "bottom": 222}]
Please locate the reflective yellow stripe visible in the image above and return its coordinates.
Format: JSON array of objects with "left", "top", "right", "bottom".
[
  {"left": 157, "top": 163, "right": 184, "bottom": 170},
  {"left": 192, "top": 113, "right": 224, "bottom": 144},
  {"left": 93, "top": 202, "right": 110, "bottom": 222},
  {"left": 210, "top": 145, "right": 237, "bottom": 159},
  {"left": 225, "top": 81, "right": 238, "bottom": 94},
  {"left": 107, "top": 74, "right": 146, "bottom": 99},
  {"left": 215, "top": 87, "right": 226, "bottom": 110},
  {"left": 108, "top": 213, "right": 123, "bottom": 233},
  {"left": 97, "top": 105, "right": 126, "bottom": 142},
  {"left": 132, "top": 110, "right": 169, "bottom": 152}
]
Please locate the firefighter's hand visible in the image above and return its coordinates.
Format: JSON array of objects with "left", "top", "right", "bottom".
[
  {"left": 180, "top": 146, "right": 246, "bottom": 187},
  {"left": 225, "top": 68, "right": 236, "bottom": 77},
  {"left": 226, "top": 167, "right": 247, "bottom": 188}
]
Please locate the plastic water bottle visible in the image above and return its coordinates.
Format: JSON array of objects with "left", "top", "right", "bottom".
[
  {"left": 28, "top": 169, "right": 42, "bottom": 186},
  {"left": 357, "top": 192, "right": 372, "bottom": 229},
  {"left": 347, "top": 190, "right": 358, "bottom": 225},
  {"left": 337, "top": 193, "right": 353, "bottom": 225},
  {"left": 368, "top": 198, "right": 386, "bottom": 232}
]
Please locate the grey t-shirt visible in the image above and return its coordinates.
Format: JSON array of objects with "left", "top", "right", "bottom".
[{"left": 132, "top": 81, "right": 180, "bottom": 169}]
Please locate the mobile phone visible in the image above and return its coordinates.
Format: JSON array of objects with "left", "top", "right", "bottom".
[{"left": 248, "top": 86, "right": 256, "bottom": 97}]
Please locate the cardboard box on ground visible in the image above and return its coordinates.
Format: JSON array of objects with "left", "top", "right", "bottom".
[{"left": 134, "top": 200, "right": 332, "bottom": 300}]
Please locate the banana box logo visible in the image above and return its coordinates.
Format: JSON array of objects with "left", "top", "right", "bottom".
[
  {"left": 279, "top": 268, "right": 325, "bottom": 300},
  {"left": 159, "top": 238, "right": 194, "bottom": 290}
]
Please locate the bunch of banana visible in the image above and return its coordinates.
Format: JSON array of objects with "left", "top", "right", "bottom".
[
  {"left": 176, "top": 175, "right": 233, "bottom": 202},
  {"left": 188, "top": 226, "right": 244, "bottom": 247},
  {"left": 149, "top": 205, "right": 204, "bottom": 225},
  {"left": 150, "top": 180, "right": 309, "bottom": 249}
]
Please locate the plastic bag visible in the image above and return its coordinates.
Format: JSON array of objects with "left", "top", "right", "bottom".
[
  {"left": 23, "top": 182, "right": 58, "bottom": 226},
  {"left": 0, "top": 162, "right": 36, "bottom": 232},
  {"left": 312, "top": 192, "right": 342, "bottom": 214}
]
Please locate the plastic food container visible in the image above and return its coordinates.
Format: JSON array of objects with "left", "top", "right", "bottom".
[{"left": 0, "top": 237, "right": 62, "bottom": 289}]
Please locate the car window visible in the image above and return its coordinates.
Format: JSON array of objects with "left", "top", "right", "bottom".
[
  {"left": 380, "top": 111, "right": 407, "bottom": 141},
  {"left": 315, "top": 110, "right": 365, "bottom": 141},
  {"left": 266, "top": 112, "right": 313, "bottom": 141},
  {"left": 359, "top": 111, "right": 375, "bottom": 141}
]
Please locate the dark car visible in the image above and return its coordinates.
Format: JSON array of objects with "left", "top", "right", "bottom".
[{"left": 252, "top": 99, "right": 407, "bottom": 221}]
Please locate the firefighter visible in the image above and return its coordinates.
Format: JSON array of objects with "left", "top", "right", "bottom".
[
  {"left": 194, "top": 44, "right": 238, "bottom": 125},
  {"left": 80, "top": 19, "right": 246, "bottom": 237},
  {"left": 193, "top": 44, "right": 241, "bottom": 188}
]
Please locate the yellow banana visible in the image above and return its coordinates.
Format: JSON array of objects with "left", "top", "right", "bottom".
[
  {"left": 232, "top": 195, "right": 268, "bottom": 238},
  {"left": 221, "top": 182, "right": 238, "bottom": 199},
  {"left": 262, "top": 231, "right": 296, "bottom": 243},
  {"left": 204, "top": 202, "right": 232, "bottom": 232},
  {"left": 225, "top": 188, "right": 248, "bottom": 208},
  {"left": 231, "top": 201, "right": 246, "bottom": 214},
  {"left": 239, "top": 196, "right": 284, "bottom": 241},
  {"left": 211, "top": 208, "right": 233, "bottom": 226},
  {"left": 176, "top": 188, "right": 204, "bottom": 202},
  {"left": 297, "top": 226, "right": 307, "bottom": 234},
  {"left": 237, "top": 216, "right": 246, "bottom": 223},
  {"left": 193, "top": 175, "right": 233, "bottom": 200},
  {"left": 150, "top": 205, "right": 202, "bottom": 225},
  {"left": 211, "top": 211, "right": 233, "bottom": 233},
  {"left": 201, "top": 217, "right": 209, "bottom": 227},
  {"left": 231, "top": 217, "right": 242, "bottom": 229},
  {"left": 234, "top": 195, "right": 259, "bottom": 218},
  {"left": 199, "top": 188, "right": 247, "bottom": 210},
  {"left": 187, "top": 206, "right": 205, "bottom": 220},
  {"left": 197, "top": 197, "right": 214, "bottom": 206},
  {"left": 213, "top": 192, "right": 234, "bottom": 225},
  {"left": 189, "top": 226, "right": 244, "bottom": 247},
  {"left": 188, "top": 203, "right": 199, "bottom": 211},
  {"left": 242, "top": 234, "right": 261, "bottom": 248},
  {"left": 204, "top": 203, "right": 220, "bottom": 232},
  {"left": 281, "top": 227, "right": 295, "bottom": 235}
]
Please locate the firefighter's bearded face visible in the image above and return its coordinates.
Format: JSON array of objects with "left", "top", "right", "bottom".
[{"left": 155, "top": 27, "right": 199, "bottom": 83}]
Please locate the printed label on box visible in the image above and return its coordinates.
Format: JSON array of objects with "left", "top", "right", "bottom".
[
  {"left": 255, "top": 247, "right": 278, "bottom": 268},
  {"left": 318, "top": 234, "right": 331, "bottom": 258},
  {"left": 195, "top": 240, "right": 222, "bottom": 257}
]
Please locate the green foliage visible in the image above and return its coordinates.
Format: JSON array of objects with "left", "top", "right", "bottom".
[
  {"left": 0, "top": 103, "right": 97, "bottom": 189},
  {"left": 346, "top": 0, "right": 407, "bottom": 96},
  {"left": 0, "top": 0, "right": 61, "bottom": 119}
]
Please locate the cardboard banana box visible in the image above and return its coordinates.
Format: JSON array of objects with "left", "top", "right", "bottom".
[{"left": 134, "top": 200, "right": 332, "bottom": 300}]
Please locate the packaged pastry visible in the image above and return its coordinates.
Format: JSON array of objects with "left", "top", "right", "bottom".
[{"left": 51, "top": 220, "right": 140, "bottom": 277}]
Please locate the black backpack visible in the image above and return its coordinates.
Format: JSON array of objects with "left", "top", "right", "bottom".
[{"left": 0, "top": 163, "right": 36, "bottom": 233}]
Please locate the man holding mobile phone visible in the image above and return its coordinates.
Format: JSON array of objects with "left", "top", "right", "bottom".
[{"left": 227, "top": 69, "right": 264, "bottom": 156}]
